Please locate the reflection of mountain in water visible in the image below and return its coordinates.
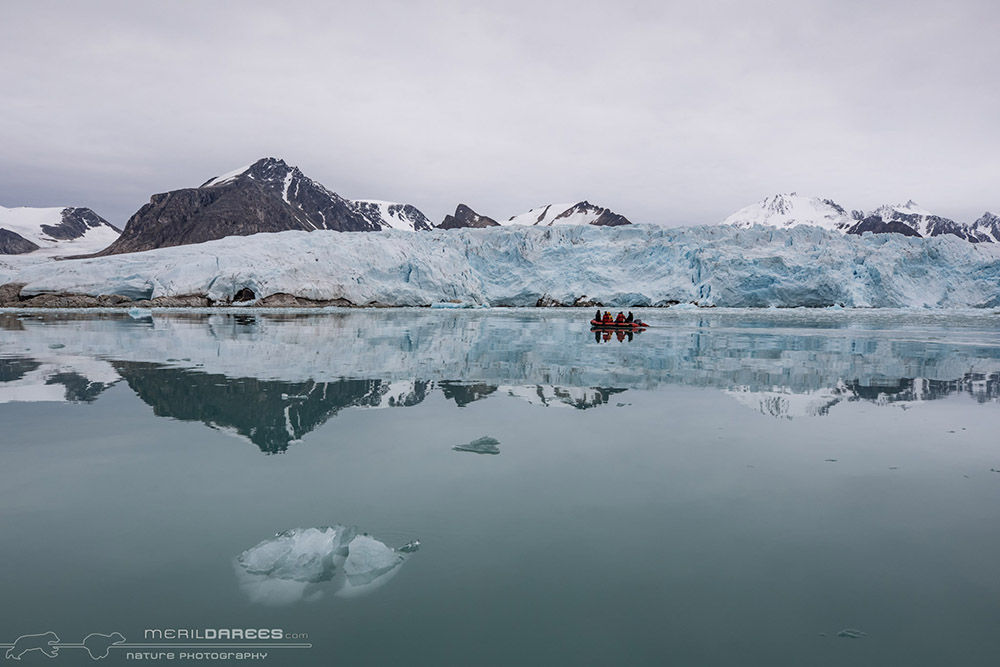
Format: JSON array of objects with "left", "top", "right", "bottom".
[
  {"left": 2, "top": 311, "right": 999, "bottom": 444},
  {"left": 113, "top": 362, "right": 394, "bottom": 454},
  {"left": 0, "top": 356, "right": 38, "bottom": 382},
  {"left": 846, "top": 375, "right": 1000, "bottom": 405},
  {"left": 729, "top": 373, "right": 1000, "bottom": 419},
  {"left": 0, "top": 355, "right": 118, "bottom": 404},
  {"left": 112, "top": 362, "right": 626, "bottom": 453},
  {"left": 498, "top": 385, "right": 627, "bottom": 409}
]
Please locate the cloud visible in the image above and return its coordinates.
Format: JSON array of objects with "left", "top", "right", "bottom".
[{"left": 1, "top": 0, "right": 998, "bottom": 226}]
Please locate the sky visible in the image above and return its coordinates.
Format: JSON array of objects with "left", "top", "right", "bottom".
[{"left": 1, "top": 0, "right": 998, "bottom": 228}]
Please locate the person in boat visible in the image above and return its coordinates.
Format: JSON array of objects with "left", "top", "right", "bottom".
[
  {"left": 595, "top": 309, "right": 601, "bottom": 322},
  {"left": 602, "top": 311, "right": 613, "bottom": 324},
  {"left": 625, "top": 311, "right": 634, "bottom": 323},
  {"left": 615, "top": 311, "right": 626, "bottom": 324}
]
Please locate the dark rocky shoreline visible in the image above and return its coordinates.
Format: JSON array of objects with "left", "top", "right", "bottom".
[{"left": 0, "top": 281, "right": 683, "bottom": 309}]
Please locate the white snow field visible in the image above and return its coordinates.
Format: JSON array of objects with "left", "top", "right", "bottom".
[{"left": 5, "top": 224, "right": 1000, "bottom": 308}]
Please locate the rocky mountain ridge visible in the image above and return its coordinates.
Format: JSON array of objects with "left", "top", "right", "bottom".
[{"left": 439, "top": 204, "right": 499, "bottom": 229}]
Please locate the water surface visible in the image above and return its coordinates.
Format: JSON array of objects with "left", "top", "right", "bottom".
[{"left": 1, "top": 308, "right": 999, "bottom": 666}]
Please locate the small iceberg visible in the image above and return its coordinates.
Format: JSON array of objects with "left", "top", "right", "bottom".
[
  {"left": 837, "top": 628, "right": 866, "bottom": 639},
  {"left": 235, "top": 524, "right": 412, "bottom": 605},
  {"left": 430, "top": 301, "right": 489, "bottom": 309},
  {"left": 453, "top": 436, "right": 500, "bottom": 455},
  {"left": 128, "top": 307, "right": 153, "bottom": 320},
  {"left": 399, "top": 539, "right": 421, "bottom": 553}
]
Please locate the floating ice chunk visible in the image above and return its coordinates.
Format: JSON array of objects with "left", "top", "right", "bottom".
[
  {"left": 47, "top": 343, "right": 65, "bottom": 349},
  {"left": 453, "top": 436, "right": 500, "bottom": 455},
  {"left": 236, "top": 524, "right": 410, "bottom": 604},
  {"left": 343, "top": 535, "right": 403, "bottom": 585},
  {"left": 238, "top": 526, "right": 348, "bottom": 583},
  {"left": 128, "top": 307, "right": 153, "bottom": 320},
  {"left": 399, "top": 539, "right": 421, "bottom": 553},
  {"left": 837, "top": 628, "right": 866, "bottom": 639},
  {"left": 430, "top": 301, "right": 487, "bottom": 309}
]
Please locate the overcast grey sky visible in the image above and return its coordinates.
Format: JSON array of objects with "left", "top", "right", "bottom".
[{"left": 1, "top": 0, "right": 998, "bottom": 227}]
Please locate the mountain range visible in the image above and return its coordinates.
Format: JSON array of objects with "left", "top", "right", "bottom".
[
  {"left": 1, "top": 159, "right": 997, "bottom": 257},
  {"left": 724, "top": 193, "right": 1000, "bottom": 243}
]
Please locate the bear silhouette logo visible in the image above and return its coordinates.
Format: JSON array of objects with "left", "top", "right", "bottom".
[
  {"left": 82, "top": 633, "right": 126, "bottom": 660},
  {"left": 5, "top": 631, "right": 60, "bottom": 660}
]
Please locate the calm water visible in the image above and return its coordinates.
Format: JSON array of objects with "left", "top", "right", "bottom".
[{"left": 1, "top": 308, "right": 999, "bottom": 666}]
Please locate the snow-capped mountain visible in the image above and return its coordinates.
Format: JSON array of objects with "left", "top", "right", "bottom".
[
  {"left": 722, "top": 194, "right": 855, "bottom": 233},
  {"left": 439, "top": 204, "right": 499, "bottom": 229},
  {"left": 971, "top": 212, "right": 1000, "bottom": 243},
  {"left": 92, "top": 158, "right": 434, "bottom": 256},
  {"left": 504, "top": 201, "right": 631, "bottom": 227},
  {"left": 0, "top": 205, "right": 120, "bottom": 255},
  {"left": 724, "top": 194, "right": 995, "bottom": 242},
  {"left": 852, "top": 200, "right": 979, "bottom": 241}
]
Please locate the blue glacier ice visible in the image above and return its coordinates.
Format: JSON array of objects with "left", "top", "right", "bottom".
[{"left": 6, "top": 224, "right": 1000, "bottom": 308}]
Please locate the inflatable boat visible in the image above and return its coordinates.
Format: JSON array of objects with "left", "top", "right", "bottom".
[{"left": 590, "top": 319, "right": 649, "bottom": 329}]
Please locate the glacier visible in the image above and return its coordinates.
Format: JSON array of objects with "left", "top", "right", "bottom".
[{"left": 5, "top": 224, "right": 1000, "bottom": 309}]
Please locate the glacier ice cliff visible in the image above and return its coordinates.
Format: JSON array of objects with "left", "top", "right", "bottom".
[{"left": 3, "top": 224, "right": 1000, "bottom": 308}]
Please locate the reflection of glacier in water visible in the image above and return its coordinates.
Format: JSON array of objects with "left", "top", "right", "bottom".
[
  {"left": 235, "top": 526, "right": 409, "bottom": 605},
  {"left": 1, "top": 309, "right": 999, "bottom": 447}
]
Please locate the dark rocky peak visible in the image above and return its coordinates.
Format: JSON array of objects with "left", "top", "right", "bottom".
[
  {"left": 243, "top": 157, "right": 297, "bottom": 184},
  {"left": 846, "top": 216, "right": 922, "bottom": 238},
  {"left": 0, "top": 229, "right": 40, "bottom": 255},
  {"left": 91, "top": 157, "right": 382, "bottom": 256},
  {"left": 200, "top": 157, "right": 293, "bottom": 188},
  {"left": 975, "top": 211, "right": 1000, "bottom": 226},
  {"left": 439, "top": 204, "right": 500, "bottom": 229}
]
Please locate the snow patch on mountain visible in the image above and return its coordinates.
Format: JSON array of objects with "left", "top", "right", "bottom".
[
  {"left": 504, "top": 204, "right": 574, "bottom": 226},
  {"left": 201, "top": 163, "right": 254, "bottom": 188},
  {"left": 351, "top": 200, "right": 434, "bottom": 231},
  {"left": 505, "top": 201, "right": 631, "bottom": 227}
]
